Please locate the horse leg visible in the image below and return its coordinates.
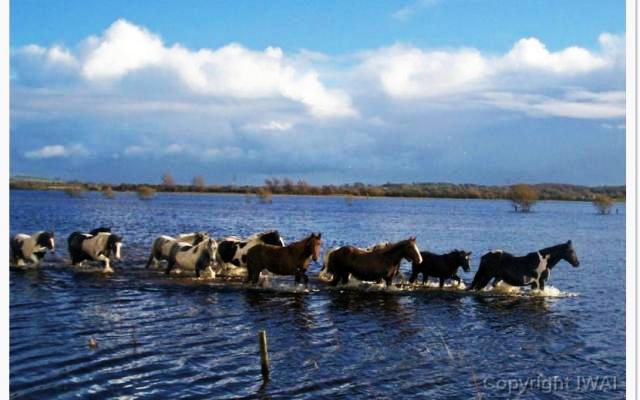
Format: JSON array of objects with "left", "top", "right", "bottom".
[
  {"left": 439, "top": 277, "right": 445, "bottom": 288},
  {"left": 408, "top": 269, "right": 418, "bottom": 284},
  {"left": 98, "top": 255, "right": 113, "bottom": 273},
  {"left": 329, "top": 273, "right": 340, "bottom": 287},
  {"left": 384, "top": 277, "right": 393, "bottom": 287},
  {"left": 165, "top": 260, "right": 175, "bottom": 275},
  {"left": 452, "top": 274, "right": 462, "bottom": 286},
  {"left": 294, "top": 271, "right": 301, "bottom": 284},
  {"left": 145, "top": 253, "right": 156, "bottom": 269},
  {"left": 539, "top": 270, "right": 549, "bottom": 291},
  {"left": 302, "top": 273, "right": 309, "bottom": 286},
  {"left": 340, "top": 273, "right": 349, "bottom": 285}
]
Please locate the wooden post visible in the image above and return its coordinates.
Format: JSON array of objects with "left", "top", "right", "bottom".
[{"left": 258, "top": 330, "right": 270, "bottom": 380}]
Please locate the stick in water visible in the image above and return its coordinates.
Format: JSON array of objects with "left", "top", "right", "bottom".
[{"left": 258, "top": 330, "right": 270, "bottom": 380}]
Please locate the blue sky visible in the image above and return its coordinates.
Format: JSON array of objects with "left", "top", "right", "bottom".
[{"left": 10, "top": 0, "right": 626, "bottom": 185}]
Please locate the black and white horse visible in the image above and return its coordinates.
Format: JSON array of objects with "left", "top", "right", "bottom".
[
  {"left": 468, "top": 241, "right": 580, "bottom": 291},
  {"left": 409, "top": 250, "right": 472, "bottom": 287},
  {"left": 10, "top": 231, "right": 56, "bottom": 266},
  {"left": 216, "top": 231, "right": 285, "bottom": 273},
  {"left": 166, "top": 238, "right": 217, "bottom": 278},
  {"left": 68, "top": 230, "right": 123, "bottom": 273},
  {"left": 145, "top": 232, "right": 209, "bottom": 269}
]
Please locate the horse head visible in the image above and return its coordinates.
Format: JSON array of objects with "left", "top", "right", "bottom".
[
  {"left": 107, "top": 234, "right": 123, "bottom": 260},
  {"left": 404, "top": 237, "right": 422, "bottom": 265},
  {"left": 37, "top": 231, "right": 56, "bottom": 253},
  {"left": 564, "top": 240, "right": 580, "bottom": 267},
  {"left": 192, "top": 232, "right": 209, "bottom": 245},
  {"left": 305, "top": 233, "right": 322, "bottom": 262},
  {"left": 452, "top": 250, "right": 472, "bottom": 272}
]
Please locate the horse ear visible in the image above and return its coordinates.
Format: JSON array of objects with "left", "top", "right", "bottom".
[
  {"left": 317, "top": 232, "right": 322, "bottom": 238},
  {"left": 567, "top": 240, "right": 572, "bottom": 245},
  {"left": 468, "top": 251, "right": 472, "bottom": 255}
]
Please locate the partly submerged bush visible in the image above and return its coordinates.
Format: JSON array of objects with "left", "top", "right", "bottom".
[{"left": 137, "top": 185, "right": 156, "bottom": 200}]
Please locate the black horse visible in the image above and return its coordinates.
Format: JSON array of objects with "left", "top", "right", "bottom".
[
  {"left": 409, "top": 250, "right": 472, "bottom": 287},
  {"left": 468, "top": 241, "right": 580, "bottom": 291}
]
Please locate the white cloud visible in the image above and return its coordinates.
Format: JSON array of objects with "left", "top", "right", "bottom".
[
  {"left": 362, "top": 45, "right": 490, "bottom": 98},
  {"left": 361, "top": 34, "right": 622, "bottom": 101},
  {"left": 500, "top": 37, "right": 610, "bottom": 74},
  {"left": 392, "top": 0, "right": 439, "bottom": 21},
  {"left": 483, "top": 90, "right": 625, "bottom": 119},
  {"left": 244, "top": 120, "right": 294, "bottom": 132},
  {"left": 24, "top": 144, "right": 89, "bottom": 159},
  {"left": 74, "top": 19, "right": 356, "bottom": 118}
]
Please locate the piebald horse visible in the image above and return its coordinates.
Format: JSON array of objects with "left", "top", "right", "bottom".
[
  {"left": 68, "top": 231, "right": 123, "bottom": 273},
  {"left": 146, "top": 232, "right": 209, "bottom": 269},
  {"left": 166, "top": 238, "right": 217, "bottom": 278},
  {"left": 468, "top": 240, "right": 580, "bottom": 291},
  {"left": 324, "top": 237, "right": 423, "bottom": 287},
  {"left": 245, "top": 233, "right": 322, "bottom": 285},
  {"left": 10, "top": 231, "right": 56, "bottom": 266}
]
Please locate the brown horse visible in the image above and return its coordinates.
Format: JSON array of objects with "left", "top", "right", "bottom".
[
  {"left": 245, "top": 233, "right": 322, "bottom": 285},
  {"left": 324, "top": 237, "right": 422, "bottom": 287}
]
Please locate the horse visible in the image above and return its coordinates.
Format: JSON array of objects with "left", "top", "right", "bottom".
[
  {"left": 319, "top": 241, "right": 391, "bottom": 281},
  {"left": 468, "top": 240, "right": 580, "bottom": 291},
  {"left": 145, "top": 232, "right": 209, "bottom": 269},
  {"left": 216, "top": 230, "right": 285, "bottom": 273},
  {"left": 165, "top": 238, "right": 217, "bottom": 278},
  {"left": 10, "top": 231, "right": 56, "bottom": 266},
  {"left": 245, "top": 233, "right": 322, "bottom": 285},
  {"left": 324, "top": 237, "right": 423, "bottom": 287},
  {"left": 409, "top": 250, "right": 472, "bottom": 287},
  {"left": 68, "top": 231, "right": 123, "bottom": 273}
]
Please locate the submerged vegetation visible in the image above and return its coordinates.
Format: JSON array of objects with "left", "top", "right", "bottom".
[
  {"left": 10, "top": 176, "right": 625, "bottom": 203},
  {"left": 136, "top": 185, "right": 156, "bottom": 200},
  {"left": 64, "top": 185, "right": 87, "bottom": 198},
  {"left": 509, "top": 184, "right": 539, "bottom": 212},
  {"left": 592, "top": 194, "right": 615, "bottom": 214}
]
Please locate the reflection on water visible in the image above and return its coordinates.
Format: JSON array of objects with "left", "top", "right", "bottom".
[{"left": 10, "top": 191, "right": 625, "bottom": 398}]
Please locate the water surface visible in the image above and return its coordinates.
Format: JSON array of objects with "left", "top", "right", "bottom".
[{"left": 10, "top": 191, "right": 625, "bottom": 398}]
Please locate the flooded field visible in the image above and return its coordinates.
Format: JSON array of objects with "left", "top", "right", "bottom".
[{"left": 10, "top": 190, "right": 625, "bottom": 398}]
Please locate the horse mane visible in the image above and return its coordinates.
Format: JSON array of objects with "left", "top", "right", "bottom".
[
  {"left": 538, "top": 242, "right": 569, "bottom": 256},
  {"left": 375, "top": 239, "right": 410, "bottom": 254}
]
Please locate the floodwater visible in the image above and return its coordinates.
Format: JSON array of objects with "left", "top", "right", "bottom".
[{"left": 10, "top": 190, "right": 625, "bottom": 398}]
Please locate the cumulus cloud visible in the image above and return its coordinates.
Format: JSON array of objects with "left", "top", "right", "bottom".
[
  {"left": 24, "top": 144, "right": 89, "bottom": 159},
  {"left": 9, "top": 20, "right": 625, "bottom": 184},
  {"left": 33, "top": 19, "right": 356, "bottom": 118},
  {"left": 361, "top": 34, "right": 623, "bottom": 101}
]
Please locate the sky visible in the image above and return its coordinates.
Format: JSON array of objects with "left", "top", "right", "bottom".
[{"left": 10, "top": 0, "right": 626, "bottom": 185}]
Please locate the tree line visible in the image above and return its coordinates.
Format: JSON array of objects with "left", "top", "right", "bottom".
[{"left": 9, "top": 174, "right": 625, "bottom": 205}]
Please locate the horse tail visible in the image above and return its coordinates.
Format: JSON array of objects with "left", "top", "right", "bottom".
[
  {"left": 319, "top": 247, "right": 337, "bottom": 281},
  {"left": 468, "top": 252, "right": 499, "bottom": 291}
]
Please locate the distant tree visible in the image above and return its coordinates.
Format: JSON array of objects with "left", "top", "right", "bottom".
[
  {"left": 593, "top": 194, "right": 614, "bottom": 214},
  {"left": 509, "top": 184, "right": 538, "bottom": 212},
  {"left": 192, "top": 176, "right": 206, "bottom": 191},
  {"left": 282, "top": 177, "right": 294, "bottom": 193},
  {"left": 162, "top": 172, "right": 175, "bottom": 188}
]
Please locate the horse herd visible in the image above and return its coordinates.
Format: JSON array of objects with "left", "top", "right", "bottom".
[{"left": 9, "top": 228, "right": 581, "bottom": 292}]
